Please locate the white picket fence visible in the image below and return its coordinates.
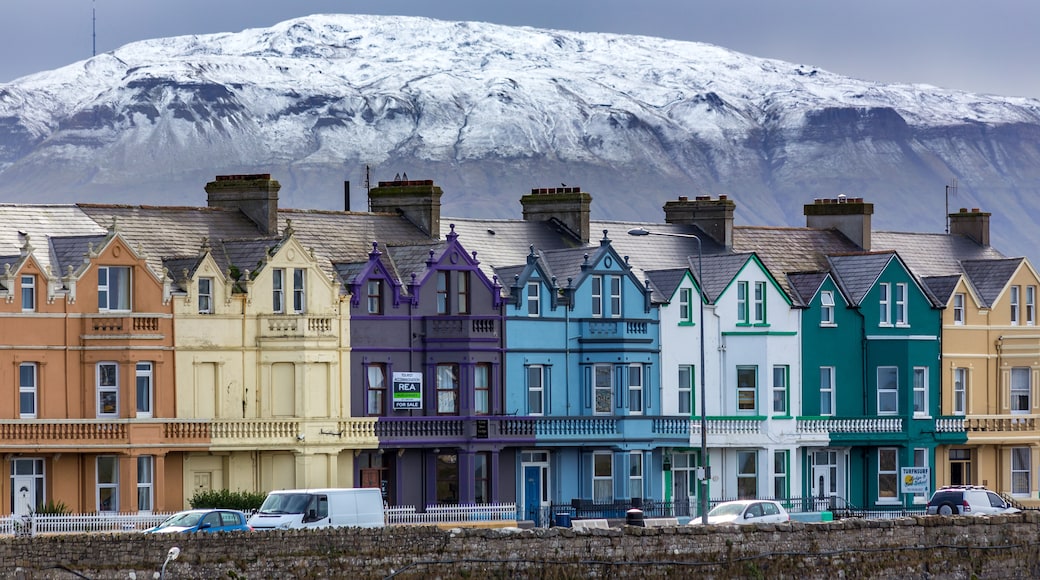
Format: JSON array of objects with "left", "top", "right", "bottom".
[
  {"left": 0, "top": 512, "right": 174, "bottom": 536},
  {"left": 387, "top": 502, "right": 517, "bottom": 525}
]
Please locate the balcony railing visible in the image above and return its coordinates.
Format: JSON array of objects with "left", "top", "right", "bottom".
[
  {"left": 85, "top": 314, "right": 164, "bottom": 337},
  {"left": 422, "top": 317, "right": 500, "bottom": 341},
  {"left": 375, "top": 416, "right": 534, "bottom": 444},
  {"left": 796, "top": 417, "right": 904, "bottom": 434},
  {"left": 0, "top": 419, "right": 208, "bottom": 449},
  {"left": 965, "top": 415, "right": 1039, "bottom": 433},
  {"left": 691, "top": 418, "right": 764, "bottom": 436},
  {"left": 372, "top": 415, "right": 688, "bottom": 445},
  {"left": 579, "top": 320, "right": 652, "bottom": 342},
  {"left": 259, "top": 315, "right": 336, "bottom": 339}
]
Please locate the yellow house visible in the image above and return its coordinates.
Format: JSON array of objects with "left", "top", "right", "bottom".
[{"left": 932, "top": 256, "right": 1040, "bottom": 505}]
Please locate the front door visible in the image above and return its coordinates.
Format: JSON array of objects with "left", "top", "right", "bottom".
[
  {"left": 521, "top": 451, "right": 550, "bottom": 527},
  {"left": 812, "top": 450, "right": 839, "bottom": 510},
  {"left": 13, "top": 475, "right": 36, "bottom": 516},
  {"left": 670, "top": 452, "right": 698, "bottom": 517}
]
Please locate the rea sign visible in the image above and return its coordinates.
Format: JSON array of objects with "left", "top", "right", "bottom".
[{"left": 392, "top": 372, "right": 423, "bottom": 410}]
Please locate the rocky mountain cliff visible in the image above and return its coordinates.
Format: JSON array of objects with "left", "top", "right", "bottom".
[{"left": 1, "top": 14, "right": 1038, "bottom": 261}]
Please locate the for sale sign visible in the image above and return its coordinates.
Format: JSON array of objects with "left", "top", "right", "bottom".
[{"left": 392, "top": 372, "right": 423, "bottom": 410}]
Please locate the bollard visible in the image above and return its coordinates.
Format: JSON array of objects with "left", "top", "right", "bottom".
[{"left": 626, "top": 508, "right": 644, "bottom": 527}]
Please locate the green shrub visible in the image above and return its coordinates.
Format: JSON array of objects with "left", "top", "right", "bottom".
[
  {"left": 34, "top": 499, "right": 72, "bottom": 515},
  {"left": 189, "top": 489, "right": 267, "bottom": 512}
]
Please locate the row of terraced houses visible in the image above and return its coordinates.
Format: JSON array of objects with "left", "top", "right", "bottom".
[{"left": 2, "top": 174, "right": 1038, "bottom": 521}]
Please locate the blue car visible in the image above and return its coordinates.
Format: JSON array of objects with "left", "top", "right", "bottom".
[{"left": 145, "top": 509, "right": 252, "bottom": 534}]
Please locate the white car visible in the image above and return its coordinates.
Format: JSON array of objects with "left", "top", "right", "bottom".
[{"left": 689, "top": 500, "right": 791, "bottom": 525}]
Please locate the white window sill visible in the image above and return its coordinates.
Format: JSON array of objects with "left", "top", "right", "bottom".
[{"left": 819, "top": 322, "right": 837, "bottom": 328}]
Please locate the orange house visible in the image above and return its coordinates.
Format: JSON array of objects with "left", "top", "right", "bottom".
[{"left": 0, "top": 216, "right": 206, "bottom": 514}]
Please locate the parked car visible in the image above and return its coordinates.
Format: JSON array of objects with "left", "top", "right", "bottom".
[
  {"left": 926, "top": 486, "right": 1021, "bottom": 516},
  {"left": 144, "top": 509, "right": 252, "bottom": 533},
  {"left": 689, "top": 500, "right": 791, "bottom": 525},
  {"left": 248, "top": 488, "right": 385, "bottom": 530}
]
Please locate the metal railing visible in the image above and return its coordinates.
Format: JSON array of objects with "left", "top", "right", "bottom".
[{"left": 0, "top": 512, "right": 175, "bottom": 537}]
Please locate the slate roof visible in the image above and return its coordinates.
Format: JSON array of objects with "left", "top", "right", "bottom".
[
  {"left": 0, "top": 205, "right": 108, "bottom": 277},
  {"left": 734, "top": 227, "right": 863, "bottom": 297},
  {"left": 827, "top": 252, "right": 896, "bottom": 306},
  {"left": 50, "top": 234, "right": 109, "bottom": 278},
  {"left": 960, "top": 258, "right": 1024, "bottom": 308},
  {"left": 921, "top": 275, "right": 961, "bottom": 305},
  {"left": 645, "top": 268, "right": 689, "bottom": 303},
  {"left": 786, "top": 272, "right": 830, "bottom": 307},
  {"left": 215, "top": 237, "right": 280, "bottom": 279},
  {"left": 872, "top": 231, "right": 1006, "bottom": 277},
  {"left": 162, "top": 256, "right": 206, "bottom": 290},
  {"left": 697, "top": 253, "right": 755, "bottom": 304}
]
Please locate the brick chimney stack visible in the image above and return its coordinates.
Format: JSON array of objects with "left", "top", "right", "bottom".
[
  {"left": 520, "top": 186, "right": 592, "bottom": 244},
  {"left": 205, "top": 174, "right": 281, "bottom": 236},
  {"left": 804, "top": 195, "right": 873, "bottom": 250},
  {"left": 949, "top": 207, "right": 991, "bottom": 246},
  {"left": 368, "top": 179, "right": 443, "bottom": 238},
  {"left": 662, "top": 195, "right": 735, "bottom": 248}
]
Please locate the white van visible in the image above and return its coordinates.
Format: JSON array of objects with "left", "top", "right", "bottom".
[{"left": 248, "top": 488, "right": 385, "bottom": 530}]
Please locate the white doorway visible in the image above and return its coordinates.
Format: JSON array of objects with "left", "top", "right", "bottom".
[{"left": 11, "top": 458, "right": 44, "bottom": 515}]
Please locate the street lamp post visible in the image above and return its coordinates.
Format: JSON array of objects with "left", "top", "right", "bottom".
[{"left": 628, "top": 227, "right": 709, "bottom": 524}]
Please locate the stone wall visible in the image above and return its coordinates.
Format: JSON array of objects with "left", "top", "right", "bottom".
[{"left": 3, "top": 514, "right": 1039, "bottom": 579}]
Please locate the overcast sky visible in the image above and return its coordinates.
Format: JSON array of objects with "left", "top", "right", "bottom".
[{"left": 4, "top": 0, "right": 1039, "bottom": 98}]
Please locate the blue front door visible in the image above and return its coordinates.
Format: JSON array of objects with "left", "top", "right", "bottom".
[{"left": 524, "top": 465, "right": 542, "bottom": 526}]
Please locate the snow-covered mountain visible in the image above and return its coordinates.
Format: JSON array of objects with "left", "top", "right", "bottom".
[{"left": 1, "top": 14, "right": 1039, "bottom": 262}]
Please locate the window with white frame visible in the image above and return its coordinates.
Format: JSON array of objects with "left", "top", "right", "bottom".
[
  {"left": 877, "top": 366, "right": 898, "bottom": 415},
  {"left": 609, "top": 275, "right": 621, "bottom": 318},
  {"left": 773, "top": 450, "right": 789, "bottom": 499},
  {"left": 629, "top": 452, "right": 643, "bottom": 500},
  {"left": 272, "top": 268, "right": 285, "bottom": 313},
  {"left": 292, "top": 268, "right": 306, "bottom": 314},
  {"left": 820, "top": 366, "right": 835, "bottom": 416},
  {"left": 21, "top": 275, "right": 35, "bottom": 312},
  {"left": 19, "top": 362, "right": 37, "bottom": 418},
  {"left": 894, "top": 283, "right": 908, "bottom": 325},
  {"left": 135, "top": 362, "right": 153, "bottom": 418},
  {"left": 737, "top": 366, "right": 757, "bottom": 413},
  {"left": 198, "top": 277, "right": 213, "bottom": 314},
  {"left": 1011, "top": 367, "right": 1030, "bottom": 414},
  {"left": 952, "top": 293, "right": 965, "bottom": 325},
  {"left": 593, "top": 452, "right": 613, "bottom": 502},
  {"left": 1011, "top": 285, "right": 1021, "bottom": 325},
  {"left": 628, "top": 364, "right": 643, "bottom": 414},
  {"left": 879, "top": 282, "right": 891, "bottom": 325},
  {"left": 436, "top": 271, "right": 449, "bottom": 314},
  {"left": 736, "top": 281, "right": 749, "bottom": 324},
  {"left": 591, "top": 275, "right": 603, "bottom": 318},
  {"left": 1012, "top": 447, "right": 1031, "bottom": 495},
  {"left": 137, "top": 456, "right": 154, "bottom": 512},
  {"left": 1027, "top": 285, "right": 1037, "bottom": 326},
  {"left": 820, "top": 290, "right": 835, "bottom": 325},
  {"left": 527, "top": 281, "right": 540, "bottom": 316},
  {"left": 97, "top": 456, "right": 119, "bottom": 512},
  {"left": 913, "top": 367, "right": 928, "bottom": 416},
  {"left": 594, "top": 364, "right": 613, "bottom": 414},
  {"left": 456, "top": 271, "right": 470, "bottom": 315},
  {"left": 953, "top": 368, "right": 967, "bottom": 416},
  {"left": 679, "top": 287, "right": 693, "bottom": 324},
  {"left": 366, "top": 279, "right": 383, "bottom": 315},
  {"left": 772, "top": 365, "right": 788, "bottom": 415},
  {"left": 366, "top": 363, "right": 386, "bottom": 416},
  {"left": 753, "top": 281, "right": 766, "bottom": 324},
  {"left": 878, "top": 448, "right": 898, "bottom": 502},
  {"left": 436, "top": 363, "right": 459, "bottom": 415},
  {"left": 97, "top": 266, "right": 131, "bottom": 311},
  {"left": 913, "top": 448, "right": 928, "bottom": 502},
  {"left": 736, "top": 450, "right": 758, "bottom": 498},
  {"left": 473, "top": 452, "right": 490, "bottom": 504},
  {"left": 97, "top": 362, "right": 118, "bottom": 417},
  {"left": 475, "top": 363, "right": 491, "bottom": 415},
  {"left": 527, "top": 365, "right": 544, "bottom": 415},
  {"left": 677, "top": 365, "right": 693, "bottom": 415}
]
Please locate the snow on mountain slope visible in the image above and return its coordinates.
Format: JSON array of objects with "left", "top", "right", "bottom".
[{"left": 0, "top": 14, "right": 1038, "bottom": 263}]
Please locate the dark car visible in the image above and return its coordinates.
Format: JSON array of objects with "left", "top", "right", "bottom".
[{"left": 144, "top": 509, "right": 252, "bottom": 533}]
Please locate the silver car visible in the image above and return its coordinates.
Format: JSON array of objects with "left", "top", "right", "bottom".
[{"left": 689, "top": 500, "right": 791, "bottom": 525}]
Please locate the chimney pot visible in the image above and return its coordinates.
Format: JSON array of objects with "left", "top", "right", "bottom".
[{"left": 678, "top": 196, "right": 688, "bottom": 202}]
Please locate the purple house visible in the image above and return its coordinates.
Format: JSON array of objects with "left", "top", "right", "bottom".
[{"left": 340, "top": 179, "right": 531, "bottom": 508}]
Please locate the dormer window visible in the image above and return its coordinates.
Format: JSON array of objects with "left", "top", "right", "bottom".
[
  {"left": 21, "top": 275, "right": 35, "bottom": 311},
  {"left": 198, "top": 278, "right": 213, "bottom": 314},
  {"left": 292, "top": 269, "right": 306, "bottom": 314},
  {"left": 820, "top": 290, "right": 835, "bottom": 325},
  {"left": 952, "top": 293, "right": 965, "bottom": 325},
  {"left": 97, "top": 266, "right": 131, "bottom": 312},
  {"left": 1010, "top": 285, "right": 1021, "bottom": 325},
  {"left": 753, "top": 281, "right": 767, "bottom": 324},
  {"left": 272, "top": 268, "right": 285, "bottom": 313},
  {"left": 527, "top": 281, "right": 540, "bottom": 316},
  {"left": 679, "top": 288, "right": 693, "bottom": 324},
  {"left": 367, "top": 280, "right": 383, "bottom": 315}
]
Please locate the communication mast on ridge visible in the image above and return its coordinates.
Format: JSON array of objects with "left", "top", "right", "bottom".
[
  {"left": 945, "top": 178, "right": 958, "bottom": 234},
  {"left": 92, "top": 0, "right": 97, "bottom": 57},
  {"left": 365, "top": 165, "right": 371, "bottom": 212}
]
